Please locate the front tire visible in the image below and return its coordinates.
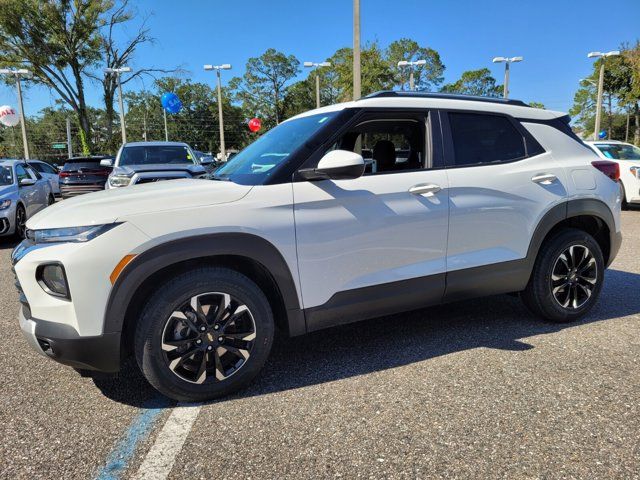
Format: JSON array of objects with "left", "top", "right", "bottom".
[
  {"left": 14, "top": 204, "right": 26, "bottom": 239},
  {"left": 521, "top": 228, "right": 604, "bottom": 322},
  {"left": 618, "top": 181, "right": 628, "bottom": 210},
  {"left": 134, "top": 267, "right": 274, "bottom": 402}
]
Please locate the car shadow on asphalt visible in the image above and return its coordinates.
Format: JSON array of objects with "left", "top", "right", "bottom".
[{"left": 93, "top": 267, "right": 640, "bottom": 407}]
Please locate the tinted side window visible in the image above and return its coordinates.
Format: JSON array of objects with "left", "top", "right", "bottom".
[{"left": 448, "top": 113, "right": 526, "bottom": 167}]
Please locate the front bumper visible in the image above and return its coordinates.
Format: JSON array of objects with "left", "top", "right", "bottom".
[
  {"left": 19, "top": 306, "right": 121, "bottom": 372},
  {"left": 0, "top": 203, "right": 16, "bottom": 236}
]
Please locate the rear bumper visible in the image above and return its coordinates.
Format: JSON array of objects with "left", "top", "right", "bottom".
[
  {"left": 608, "top": 230, "right": 622, "bottom": 267},
  {"left": 60, "top": 182, "right": 106, "bottom": 198},
  {"left": 19, "top": 306, "right": 121, "bottom": 372}
]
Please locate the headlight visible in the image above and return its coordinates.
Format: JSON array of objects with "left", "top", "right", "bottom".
[
  {"left": 109, "top": 175, "right": 132, "bottom": 187},
  {"left": 0, "top": 199, "right": 11, "bottom": 210},
  {"left": 32, "top": 223, "right": 120, "bottom": 244}
]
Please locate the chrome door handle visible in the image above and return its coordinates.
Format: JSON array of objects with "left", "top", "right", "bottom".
[
  {"left": 531, "top": 173, "right": 557, "bottom": 185},
  {"left": 409, "top": 183, "right": 441, "bottom": 195}
]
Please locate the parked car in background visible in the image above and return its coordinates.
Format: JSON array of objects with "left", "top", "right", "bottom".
[
  {"left": 28, "top": 160, "right": 61, "bottom": 197},
  {"left": 59, "top": 156, "right": 113, "bottom": 199},
  {"left": 0, "top": 159, "right": 53, "bottom": 238},
  {"left": 585, "top": 140, "right": 640, "bottom": 208},
  {"left": 103, "top": 141, "right": 214, "bottom": 189}
]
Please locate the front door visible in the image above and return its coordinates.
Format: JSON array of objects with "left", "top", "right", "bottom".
[{"left": 293, "top": 111, "right": 450, "bottom": 331}]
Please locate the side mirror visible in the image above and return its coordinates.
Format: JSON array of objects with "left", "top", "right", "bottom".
[
  {"left": 299, "top": 150, "right": 365, "bottom": 181},
  {"left": 100, "top": 159, "right": 113, "bottom": 167},
  {"left": 19, "top": 178, "right": 36, "bottom": 187},
  {"left": 200, "top": 156, "right": 213, "bottom": 165}
]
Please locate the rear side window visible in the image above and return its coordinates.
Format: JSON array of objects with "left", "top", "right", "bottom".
[{"left": 448, "top": 112, "right": 526, "bottom": 167}]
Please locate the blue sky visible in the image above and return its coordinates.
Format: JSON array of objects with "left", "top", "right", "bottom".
[{"left": 4, "top": 0, "right": 640, "bottom": 116}]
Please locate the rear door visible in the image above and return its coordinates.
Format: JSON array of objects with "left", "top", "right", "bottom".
[
  {"left": 15, "top": 164, "right": 38, "bottom": 216},
  {"left": 441, "top": 110, "right": 568, "bottom": 298}
]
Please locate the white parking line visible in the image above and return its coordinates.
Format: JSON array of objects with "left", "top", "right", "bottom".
[{"left": 133, "top": 403, "right": 202, "bottom": 480}]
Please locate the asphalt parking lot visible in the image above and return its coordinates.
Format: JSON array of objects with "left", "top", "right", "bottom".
[{"left": 1, "top": 212, "right": 638, "bottom": 479}]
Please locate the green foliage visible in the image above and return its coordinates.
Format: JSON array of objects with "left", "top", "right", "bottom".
[
  {"left": 528, "top": 102, "right": 545, "bottom": 109},
  {"left": 0, "top": 0, "right": 114, "bottom": 152},
  {"left": 229, "top": 48, "right": 300, "bottom": 128},
  {"left": 386, "top": 38, "right": 445, "bottom": 91},
  {"left": 441, "top": 68, "right": 503, "bottom": 97}
]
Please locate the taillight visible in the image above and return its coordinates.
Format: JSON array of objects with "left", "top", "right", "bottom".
[
  {"left": 591, "top": 160, "right": 620, "bottom": 181},
  {"left": 59, "top": 171, "right": 69, "bottom": 178}
]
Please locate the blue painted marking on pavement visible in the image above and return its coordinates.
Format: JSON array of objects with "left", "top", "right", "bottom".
[{"left": 95, "top": 396, "right": 172, "bottom": 480}]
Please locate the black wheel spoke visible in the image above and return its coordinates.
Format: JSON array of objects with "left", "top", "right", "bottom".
[{"left": 161, "top": 337, "right": 193, "bottom": 352}]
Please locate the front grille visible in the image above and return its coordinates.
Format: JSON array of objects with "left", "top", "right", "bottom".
[
  {"left": 12, "top": 266, "right": 30, "bottom": 314},
  {"left": 135, "top": 176, "right": 184, "bottom": 185}
]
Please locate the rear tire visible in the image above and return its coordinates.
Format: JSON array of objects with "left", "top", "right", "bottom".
[
  {"left": 47, "top": 194, "right": 55, "bottom": 206},
  {"left": 134, "top": 267, "right": 274, "bottom": 402},
  {"left": 521, "top": 228, "right": 604, "bottom": 323},
  {"left": 618, "top": 181, "right": 628, "bottom": 210}
]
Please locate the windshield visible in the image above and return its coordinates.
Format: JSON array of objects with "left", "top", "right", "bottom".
[
  {"left": 215, "top": 112, "right": 338, "bottom": 183},
  {"left": 595, "top": 143, "right": 640, "bottom": 160},
  {"left": 0, "top": 166, "right": 13, "bottom": 186},
  {"left": 119, "top": 145, "right": 196, "bottom": 166}
]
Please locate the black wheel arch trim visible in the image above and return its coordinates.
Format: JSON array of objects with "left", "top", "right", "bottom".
[{"left": 103, "top": 233, "right": 304, "bottom": 337}]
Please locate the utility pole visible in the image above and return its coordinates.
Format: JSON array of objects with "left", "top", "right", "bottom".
[
  {"left": 104, "top": 66, "right": 132, "bottom": 146},
  {"left": 626, "top": 111, "right": 631, "bottom": 143},
  {"left": 0, "top": 68, "right": 31, "bottom": 159},
  {"left": 353, "top": 0, "right": 361, "bottom": 100},
  {"left": 204, "top": 64, "right": 232, "bottom": 161},
  {"left": 492, "top": 57, "right": 523, "bottom": 99},
  {"left": 303, "top": 62, "right": 332, "bottom": 108},
  {"left": 397, "top": 60, "right": 427, "bottom": 91},
  {"left": 66, "top": 118, "right": 73, "bottom": 159},
  {"left": 163, "top": 109, "right": 169, "bottom": 141},
  {"left": 588, "top": 51, "right": 620, "bottom": 141}
]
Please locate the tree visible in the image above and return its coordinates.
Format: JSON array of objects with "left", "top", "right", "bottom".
[
  {"left": 386, "top": 38, "right": 445, "bottom": 91},
  {"left": 329, "top": 43, "right": 394, "bottom": 101},
  {"left": 528, "top": 102, "right": 545, "bottom": 109},
  {"left": 0, "top": 0, "right": 111, "bottom": 153},
  {"left": 441, "top": 68, "right": 503, "bottom": 97},
  {"left": 89, "top": 0, "right": 179, "bottom": 152},
  {"left": 229, "top": 48, "right": 300, "bottom": 127},
  {"left": 282, "top": 66, "right": 341, "bottom": 118}
]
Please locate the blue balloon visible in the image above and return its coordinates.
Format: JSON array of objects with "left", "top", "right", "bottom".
[
  {"left": 161, "top": 92, "right": 182, "bottom": 114},
  {"left": 598, "top": 130, "right": 607, "bottom": 139}
]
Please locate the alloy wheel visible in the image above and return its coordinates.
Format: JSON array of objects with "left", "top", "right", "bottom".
[
  {"left": 161, "top": 292, "right": 257, "bottom": 384},
  {"left": 550, "top": 245, "right": 598, "bottom": 310}
]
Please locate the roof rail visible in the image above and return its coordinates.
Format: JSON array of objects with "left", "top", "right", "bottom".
[{"left": 363, "top": 90, "right": 530, "bottom": 107}]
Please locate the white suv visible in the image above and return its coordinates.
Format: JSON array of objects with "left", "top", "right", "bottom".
[{"left": 12, "top": 92, "right": 622, "bottom": 401}]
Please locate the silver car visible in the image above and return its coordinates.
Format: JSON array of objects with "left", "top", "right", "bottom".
[
  {"left": 28, "top": 159, "right": 61, "bottom": 197},
  {"left": 0, "top": 159, "right": 54, "bottom": 238}
]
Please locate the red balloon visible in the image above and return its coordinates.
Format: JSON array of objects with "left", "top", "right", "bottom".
[{"left": 248, "top": 117, "right": 261, "bottom": 132}]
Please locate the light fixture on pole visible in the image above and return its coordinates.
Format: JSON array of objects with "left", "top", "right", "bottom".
[
  {"left": 303, "top": 61, "right": 332, "bottom": 108},
  {"left": 104, "top": 66, "right": 132, "bottom": 145},
  {"left": 492, "top": 56, "right": 523, "bottom": 99},
  {"left": 587, "top": 50, "right": 620, "bottom": 141},
  {"left": 0, "top": 68, "right": 31, "bottom": 159},
  {"left": 397, "top": 59, "right": 427, "bottom": 91},
  {"left": 204, "top": 63, "right": 232, "bottom": 161}
]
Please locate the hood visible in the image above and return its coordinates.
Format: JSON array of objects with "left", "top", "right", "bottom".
[
  {"left": 112, "top": 164, "right": 205, "bottom": 176},
  {"left": 0, "top": 184, "right": 17, "bottom": 200},
  {"left": 27, "top": 178, "right": 252, "bottom": 229}
]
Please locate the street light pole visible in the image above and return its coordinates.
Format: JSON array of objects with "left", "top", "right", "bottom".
[
  {"left": 303, "top": 62, "right": 332, "bottom": 108},
  {"left": 397, "top": 60, "right": 427, "bottom": 91},
  {"left": 0, "top": 68, "right": 31, "bottom": 159},
  {"left": 353, "top": 0, "right": 361, "bottom": 100},
  {"left": 588, "top": 51, "right": 620, "bottom": 141},
  {"left": 204, "top": 64, "right": 232, "bottom": 161},
  {"left": 492, "top": 56, "right": 523, "bottom": 99},
  {"left": 104, "top": 66, "right": 132, "bottom": 145}
]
